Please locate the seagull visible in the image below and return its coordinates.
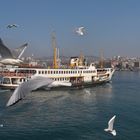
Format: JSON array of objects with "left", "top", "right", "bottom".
[
  {"left": 7, "top": 24, "right": 19, "bottom": 28},
  {"left": 0, "top": 38, "right": 28, "bottom": 65},
  {"left": 75, "top": 26, "right": 85, "bottom": 36},
  {"left": 6, "top": 76, "right": 72, "bottom": 107},
  {"left": 6, "top": 76, "right": 54, "bottom": 107},
  {"left": 104, "top": 115, "right": 116, "bottom": 136}
]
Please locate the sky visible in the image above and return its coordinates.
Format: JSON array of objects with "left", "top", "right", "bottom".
[{"left": 1, "top": 0, "right": 140, "bottom": 58}]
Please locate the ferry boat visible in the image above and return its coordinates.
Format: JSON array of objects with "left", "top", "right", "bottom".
[
  {"left": 0, "top": 61, "right": 115, "bottom": 90},
  {"left": 0, "top": 34, "right": 115, "bottom": 90}
]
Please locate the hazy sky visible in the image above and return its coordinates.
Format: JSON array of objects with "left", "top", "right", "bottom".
[{"left": 1, "top": 0, "right": 140, "bottom": 58}]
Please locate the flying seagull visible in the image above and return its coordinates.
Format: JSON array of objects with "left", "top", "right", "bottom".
[
  {"left": 0, "top": 38, "right": 28, "bottom": 65},
  {"left": 75, "top": 26, "right": 85, "bottom": 36},
  {"left": 6, "top": 76, "right": 72, "bottom": 107},
  {"left": 6, "top": 76, "right": 54, "bottom": 106},
  {"left": 7, "top": 24, "right": 19, "bottom": 28},
  {"left": 104, "top": 115, "right": 116, "bottom": 136}
]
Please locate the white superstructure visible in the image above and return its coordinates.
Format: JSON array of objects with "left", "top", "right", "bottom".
[{"left": 0, "top": 63, "right": 115, "bottom": 90}]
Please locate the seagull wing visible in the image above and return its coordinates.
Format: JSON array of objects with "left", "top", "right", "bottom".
[
  {"left": 7, "top": 24, "right": 18, "bottom": 28},
  {"left": 13, "top": 24, "right": 18, "bottom": 27},
  {"left": 108, "top": 115, "right": 116, "bottom": 131},
  {"left": 12, "top": 43, "right": 28, "bottom": 59},
  {"left": 79, "top": 27, "right": 84, "bottom": 30},
  {"left": 0, "top": 38, "right": 13, "bottom": 58},
  {"left": 6, "top": 76, "right": 53, "bottom": 106},
  {"left": 7, "top": 25, "right": 12, "bottom": 28}
]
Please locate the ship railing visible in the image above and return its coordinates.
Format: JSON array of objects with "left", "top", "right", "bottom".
[{"left": 0, "top": 72, "right": 33, "bottom": 77}]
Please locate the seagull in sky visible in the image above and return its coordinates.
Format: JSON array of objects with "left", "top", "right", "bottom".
[
  {"left": 104, "top": 115, "right": 116, "bottom": 136},
  {"left": 7, "top": 24, "right": 19, "bottom": 28},
  {"left": 75, "top": 26, "right": 85, "bottom": 36},
  {"left": 0, "top": 38, "right": 28, "bottom": 65}
]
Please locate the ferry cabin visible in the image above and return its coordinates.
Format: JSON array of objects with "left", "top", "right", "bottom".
[
  {"left": 0, "top": 63, "right": 114, "bottom": 90},
  {"left": 14, "top": 63, "right": 113, "bottom": 85}
]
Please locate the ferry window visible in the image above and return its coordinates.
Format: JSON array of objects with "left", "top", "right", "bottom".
[
  {"left": 33, "top": 70, "right": 36, "bottom": 74},
  {"left": 3, "top": 78, "right": 10, "bottom": 84},
  {"left": 48, "top": 71, "right": 50, "bottom": 74},
  {"left": 12, "top": 78, "right": 18, "bottom": 84},
  {"left": 45, "top": 71, "right": 47, "bottom": 74},
  {"left": 20, "top": 78, "right": 26, "bottom": 82},
  {"left": 56, "top": 71, "right": 58, "bottom": 74},
  {"left": 39, "top": 71, "right": 41, "bottom": 74},
  {"left": 42, "top": 71, "right": 44, "bottom": 74},
  {"left": 50, "top": 71, "right": 52, "bottom": 74}
]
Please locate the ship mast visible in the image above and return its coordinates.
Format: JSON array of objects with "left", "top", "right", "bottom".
[
  {"left": 79, "top": 51, "right": 84, "bottom": 66},
  {"left": 52, "top": 32, "right": 58, "bottom": 69}
]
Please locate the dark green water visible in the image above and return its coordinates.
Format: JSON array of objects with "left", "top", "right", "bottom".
[{"left": 0, "top": 71, "right": 140, "bottom": 140}]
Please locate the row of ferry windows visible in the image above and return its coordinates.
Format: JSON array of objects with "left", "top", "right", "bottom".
[
  {"left": 38, "top": 70, "right": 96, "bottom": 74},
  {"left": 52, "top": 78, "right": 69, "bottom": 81}
]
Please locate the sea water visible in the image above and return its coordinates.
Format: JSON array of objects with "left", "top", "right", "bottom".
[{"left": 0, "top": 71, "right": 140, "bottom": 140}]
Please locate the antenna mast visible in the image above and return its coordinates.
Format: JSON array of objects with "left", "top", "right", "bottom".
[{"left": 52, "top": 32, "right": 58, "bottom": 69}]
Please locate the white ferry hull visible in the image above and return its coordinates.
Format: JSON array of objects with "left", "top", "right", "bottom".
[{"left": 0, "top": 65, "right": 115, "bottom": 90}]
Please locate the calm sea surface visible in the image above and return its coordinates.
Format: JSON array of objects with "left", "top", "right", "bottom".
[{"left": 0, "top": 71, "right": 140, "bottom": 140}]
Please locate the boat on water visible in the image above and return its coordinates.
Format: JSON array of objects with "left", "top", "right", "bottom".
[
  {"left": 0, "top": 34, "right": 115, "bottom": 90},
  {"left": 0, "top": 61, "right": 115, "bottom": 90}
]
